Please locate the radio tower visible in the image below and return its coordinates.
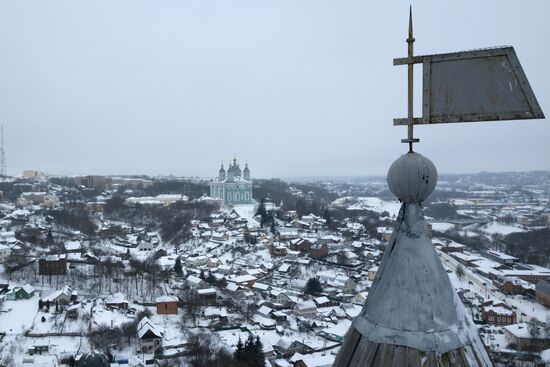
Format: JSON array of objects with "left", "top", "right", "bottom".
[{"left": 0, "top": 126, "right": 6, "bottom": 176}]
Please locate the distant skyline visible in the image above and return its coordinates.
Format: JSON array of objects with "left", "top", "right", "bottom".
[{"left": 1, "top": 1, "right": 549, "bottom": 178}]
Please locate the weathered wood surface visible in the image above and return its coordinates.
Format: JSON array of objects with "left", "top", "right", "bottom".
[{"left": 333, "top": 337, "right": 491, "bottom": 367}]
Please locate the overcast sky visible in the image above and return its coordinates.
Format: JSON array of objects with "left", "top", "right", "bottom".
[{"left": 0, "top": 1, "right": 548, "bottom": 178}]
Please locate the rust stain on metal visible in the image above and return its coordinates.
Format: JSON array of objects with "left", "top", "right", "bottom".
[{"left": 394, "top": 46, "right": 545, "bottom": 125}]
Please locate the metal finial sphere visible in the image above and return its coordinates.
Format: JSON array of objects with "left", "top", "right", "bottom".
[{"left": 387, "top": 152, "right": 438, "bottom": 203}]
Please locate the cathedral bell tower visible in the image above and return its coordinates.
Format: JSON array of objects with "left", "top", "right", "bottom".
[
  {"left": 219, "top": 162, "right": 226, "bottom": 180},
  {"left": 243, "top": 162, "right": 250, "bottom": 180}
]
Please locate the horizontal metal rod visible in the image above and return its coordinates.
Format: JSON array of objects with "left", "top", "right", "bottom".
[
  {"left": 393, "top": 56, "right": 423, "bottom": 66},
  {"left": 394, "top": 111, "right": 542, "bottom": 126},
  {"left": 393, "top": 118, "right": 422, "bottom": 126},
  {"left": 393, "top": 46, "right": 514, "bottom": 66}
]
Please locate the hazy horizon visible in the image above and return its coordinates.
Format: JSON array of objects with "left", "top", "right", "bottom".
[
  {"left": 19, "top": 168, "right": 550, "bottom": 182},
  {"left": 1, "top": 1, "right": 549, "bottom": 178}
]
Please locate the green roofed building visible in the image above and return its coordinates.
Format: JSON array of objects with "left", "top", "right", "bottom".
[{"left": 209, "top": 157, "right": 253, "bottom": 206}]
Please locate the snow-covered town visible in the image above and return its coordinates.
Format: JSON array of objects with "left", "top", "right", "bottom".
[
  {"left": 1, "top": 1, "right": 550, "bottom": 366},
  {"left": 0, "top": 168, "right": 549, "bottom": 366}
]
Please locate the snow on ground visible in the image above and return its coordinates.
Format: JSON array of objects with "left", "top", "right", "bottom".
[
  {"left": 14, "top": 354, "right": 60, "bottom": 366},
  {"left": 149, "top": 311, "right": 180, "bottom": 334},
  {"left": 215, "top": 326, "right": 338, "bottom": 356},
  {"left": 478, "top": 222, "right": 525, "bottom": 236},
  {"left": 478, "top": 325, "right": 508, "bottom": 352},
  {"left": 43, "top": 335, "right": 88, "bottom": 356},
  {"left": 215, "top": 328, "right": 257, "bottom": 350},
  {"left": 505, "top": 296, "right": 550, "bottom": 324},
  {"left": 0, "top": 297, "right": 91, "bottom": 364},
  {"left": 0, "top": 296, "right": 39, "bottom": 333},
  {"left": 430, "top": 222, "right": 455, "bottom": 232},
  {"left": 91, "top": 301, "right": 147, "bottom": 329},
  {"left": 356, "top": 197, "right": 401, "bottom": 217},
  {"left": 231, "top": 203, "right": 259, "bottom": 227},
  {"left": 157, "top": 254, "right": 178, "bottom": 270},
  {"left": 160, "top": 323, "right": 187, "bottom": 349},
  {"left": 461, "top": 230, "right": 480, "bottom": 238}
]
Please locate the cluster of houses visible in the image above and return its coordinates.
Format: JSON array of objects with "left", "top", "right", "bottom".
[
  {"left": 431, "top": 240, "right": 550, "bottom": 359},
  {"left": 1, "top": 171, "right": 550, "bottom": 365},
  {"left": 0, "top": 188, "right": 384, "bottom": 365},
  {"left": 4, "top": 283, "right": 35, "bottom": 300},
  {"left": 441, "top": 242, "right": 550, "bottom": 311}
]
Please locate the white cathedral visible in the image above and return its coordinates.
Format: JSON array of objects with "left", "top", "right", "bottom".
[{"left": 209, "top": 157, "right": 253, "bottom": 206}]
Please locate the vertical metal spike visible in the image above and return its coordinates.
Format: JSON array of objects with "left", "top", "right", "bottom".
[
  {"left": 408, "top": 5, "right": 413, "bottom": 40},
  {"left": 407, "top": 5, "right": 416, "bottom": 152}
]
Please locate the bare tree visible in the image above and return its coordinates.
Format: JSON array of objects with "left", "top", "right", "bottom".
[
  {"left": 180, "top": 288, "right": 200, "bottom": 326},
  {"left": 455, "top": 265, "right": 465, "bottom": 280},
  {"left": 238, "top": 300, "right": 257, "bottom": 324},
  {"left": 185, "top": 331, "right": 233, "bottom": 367},
  {"left": 88, "top": 325, "right": 123, "bottom": 354},
  {"left": 530, "top": 317, "right": 539, "bottom": 339}
]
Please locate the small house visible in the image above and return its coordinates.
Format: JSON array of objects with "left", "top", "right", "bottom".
[
  {"left": 269, "top": 242, "right": 288, "bottom": 256},
  {"left": 137, "top": 317, "right": 162, "bottom": 353},
  {"left": 276, "top": 292, "right": 296, "bottom": 308},
  {"left": 293, "top": 300, "right": 317, "bottom": 318},
  {"left": 63, "top": 241, "right": 82, "bottom": 253},
  {"left": 196, "top": 288, "right": 217, "bottom": 304},
  {"left": 289, "top": 238, "right": 312, "bottom": 252},
  {"left": 276, "top": 339, "right": 314, "bottom": 356},
  {"left": 137, "top": 240, "right": 156, "bottom": 251},
  {"left": 481, "top": 300, "right": 516, "bottom": 325},
  {"left": 66, "top": 303, "right": 79, "bottom": 319},
  {"left": 41, "top": 286, "right": 72, "bottom": 305},
  {"left": 293, "top": 353, "right": 335, "bottom": 367},
  {"left": 104, "top": 293, "right": 129, "bottom": 310},
  {"left": 38, "top": 254, "right": 67, "bottom": 276},
  {"left": 258, "top": 305, "right": 273, "bottom": 317},
  {"left": 187, "top": 274, "right": 206, "bottom": 288},
  {"left": 5, "top": 284, "right": 34, "bottom": 300},
  {"left": 309, "top": 244, "right": 328, "bottom": 259},
  {"left": 313, "top": 296, "right": 331, "bottom": 308},
  {"left": 203, "top": 307, "right": 228, "bottom": 324},
  {"left": 207, "top": 258, "right": 221, "bottom": 268},
  {"left": 155, "top": 296, "right": 178, "bottom": 315},
  {"left": 227, "top": 274, "right": 257, "bottom": 288}
]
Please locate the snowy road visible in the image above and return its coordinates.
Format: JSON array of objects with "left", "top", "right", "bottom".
[{"left": 438, "top": 250, "right": 548, "bottom": 323}]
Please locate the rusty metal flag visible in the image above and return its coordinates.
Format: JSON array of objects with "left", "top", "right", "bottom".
[{"left": 393, "top": 46, "right": 544, "bottom": 126}]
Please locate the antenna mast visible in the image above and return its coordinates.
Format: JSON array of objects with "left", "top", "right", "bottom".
[{"left": 0, "top": 126, "right": 6, "bottom": 176}]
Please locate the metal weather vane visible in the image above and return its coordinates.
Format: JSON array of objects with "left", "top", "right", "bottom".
[{"left": 396, "top": 6, "right": 544, "bottom": 152}]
